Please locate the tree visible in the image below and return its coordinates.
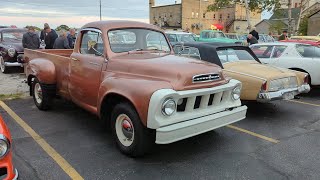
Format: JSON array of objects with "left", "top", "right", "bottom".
[
  {"left": 207, "top": 0, "right": 281, "bottom": 13},
  {"left": 298, "top": 17, "right": 308, "bottom": 35},
  {"left": 55, "top": 25, "right": 70, "bottom": 32},
  {"left": 269, "top": 21, "right": 286, "bottom": 34}
]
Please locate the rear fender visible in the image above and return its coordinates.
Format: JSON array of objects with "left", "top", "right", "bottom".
[{"left": 26, "top": 58, "right": 56, "bottom": 85}]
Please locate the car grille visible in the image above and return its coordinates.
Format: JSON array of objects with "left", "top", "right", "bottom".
[{"left": 269, "top": 77, "right": 298, "bottom": 91}]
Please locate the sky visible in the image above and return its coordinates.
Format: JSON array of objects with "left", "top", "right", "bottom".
[{"left": 0, "top": 0, "right": 270, "bottom": 28}]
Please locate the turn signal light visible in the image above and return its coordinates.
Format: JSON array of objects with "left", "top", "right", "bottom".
[{"left": 261, "top": 81, "right": 267, "bottom": 92}]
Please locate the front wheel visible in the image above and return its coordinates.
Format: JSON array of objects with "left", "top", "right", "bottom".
[
  {"left": 32, "top": 78, "right": 53, "bottom": 110},
  {"left": 111, "top": 103, "right": 154, "bottom": 157},
  {"left": 0, "top": 56, "right": 9, "bottom": 73}
]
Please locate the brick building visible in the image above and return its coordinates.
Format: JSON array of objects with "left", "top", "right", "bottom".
[{"left": 149, "top": 0, "right": 261, "bottom": 34}]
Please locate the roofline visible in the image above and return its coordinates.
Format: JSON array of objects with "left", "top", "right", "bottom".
[{"left": 151, "top": 3, "right": 181, "bottom": 8}]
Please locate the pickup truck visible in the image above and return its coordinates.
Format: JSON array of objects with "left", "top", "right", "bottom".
[{"left": 24, "top": 21, "right": 247, "bottom": 157}]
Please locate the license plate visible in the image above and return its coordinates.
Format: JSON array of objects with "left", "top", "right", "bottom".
[{"left": 283, "top": 92, "right": 294, "bottom": 100}]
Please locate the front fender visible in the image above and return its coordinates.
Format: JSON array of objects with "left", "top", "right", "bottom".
[
  {"left": 98, "top": 77, "right": 173, "bottom": 126},
  {"left": 26, "top": 58, "right": 56, "bottom": 84}
]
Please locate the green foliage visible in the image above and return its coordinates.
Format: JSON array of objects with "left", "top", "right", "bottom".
[
  {"left": 55, "top": 25, "right": 70, "bottom": 32},
  {"left": 298, "top": 17, "right": 308, "bottom": 35},
  {"left": 25, "top": 26, "right": 41, "bottom": 31},
  {"left": 269, "top": 21, "right": 285, "bottom": 34},
  {"left": 207, "top": 0, "right": 281, "bottom": 12}
]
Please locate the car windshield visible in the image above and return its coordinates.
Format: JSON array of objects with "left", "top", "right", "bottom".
[
  {"left": 108, "top": 29, "right": 170, "bottom": 53},
  {"left": 217, "top": 48, "right": 256, "bottom": 63},
  {"left": 177, "top": 34, "right": 196, "bottom": 42},
  {"left": 202, "top": 31, "right": 226, "bottom": 38},
  {"left": 2, "top": 31, "right": 24, "bottom": 41}
]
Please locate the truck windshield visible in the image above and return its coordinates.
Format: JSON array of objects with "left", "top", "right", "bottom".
[{"left": 108, "top": 29, "right": 171, "bottom": 53}]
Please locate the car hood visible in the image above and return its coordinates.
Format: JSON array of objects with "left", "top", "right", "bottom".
[
  {"left": 223, "top": 60, "right": 297, "bottom": 80},
  {"left": 2, "top": 42, "right": 23, "bottom": 52},
  {"left": 110, "top": 53, "right": 228, "bottom": 91}
]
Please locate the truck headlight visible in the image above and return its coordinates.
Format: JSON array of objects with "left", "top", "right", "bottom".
[
  {"left": 0, "top": 135, "right": 10, "bottom": 158},
  {"left": 7, "top": 48, "right": 16, "bottom": 57},
  {"left": 232, "top": 85, "right": 241, "bottom": 100},
  {"left": 161, "top": 98, "right": 176, "bottom": 116}
]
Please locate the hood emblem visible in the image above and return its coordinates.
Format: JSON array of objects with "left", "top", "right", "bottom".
[{"left": 193, "top": 73, "right": 221, "bottom": 83}]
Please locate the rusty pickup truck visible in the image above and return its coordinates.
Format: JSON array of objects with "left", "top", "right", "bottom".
[{"left": 24, "top": 21, "right": 247, "bottom": 156}]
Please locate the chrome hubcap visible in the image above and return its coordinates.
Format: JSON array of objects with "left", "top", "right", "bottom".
[
  {"left": 115, "top": 114, "right": 134, "bottom": 147},
  {"left": 0, "top": 57, "right": 5, "bottom": 72},
  {"left": 34, "top": 83, "right": 43, "bottom": 104}
]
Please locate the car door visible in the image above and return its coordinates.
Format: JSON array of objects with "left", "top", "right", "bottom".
[
  {"left": 269, "top": 45, "right": 288, "bottom": 66},
  {"left": 69, "top": 29, "right": 106, "bottom": 108}
]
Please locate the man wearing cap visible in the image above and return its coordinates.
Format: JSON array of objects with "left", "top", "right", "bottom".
[{"left": 22, "top": 26, "right": 40, "bottom": 49}]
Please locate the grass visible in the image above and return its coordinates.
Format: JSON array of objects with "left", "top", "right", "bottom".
[{"left": 0, "top": 93, "right": 25, "bottom": 101}]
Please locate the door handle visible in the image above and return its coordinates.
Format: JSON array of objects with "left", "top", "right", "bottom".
[
  {"left": 71, "top": 58, "right": 79, "bottom": 61},
  {"left": 89, "top": 62, "right": 100, "bottom": 66}
]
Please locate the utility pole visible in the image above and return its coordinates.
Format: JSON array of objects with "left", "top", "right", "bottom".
[
  {"left": 244, "top": 0, "right": 252, "bottom": 32},
  {"left": 100, "top": 0, "right": 102, "bottom": 21},
  {"left": 288, "top": 0, "right": 292, "bottom": 36}
]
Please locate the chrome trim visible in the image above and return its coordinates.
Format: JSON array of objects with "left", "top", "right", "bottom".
[
  {"left": 12, "top": 169, "right": 18, "bottom": 180},
  {"left": 224, "top": 69, "right": 267, "bottom": 81},
  {"left": 4, "top": 62, "right": 23, "bottom": 67},
  {"left": 257, "top": 84, "right": 310, "bottom": 103},
  {"left": 192, "top": 73, "right": 221, "bottom": 83},
  {"left": 80, "top": 28, "right": 102, "bottom": 34},
  {"left": 0, "top": 134, "right": 10, "bottom": 159}
]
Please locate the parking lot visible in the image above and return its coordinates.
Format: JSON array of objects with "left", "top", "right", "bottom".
[{"left": 0, "top": 78, "right": 320, "bottom": 179}]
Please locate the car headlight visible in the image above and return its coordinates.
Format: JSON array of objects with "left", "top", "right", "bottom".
[
  {"left": 0, "top": 135, "right": 10, "bottom": 158},
  {"left": 7, "top": 48, "right": 16, "bottom": 57},
  {"left": 161, "top": 98, "right": 176, "bottom": 116},
  {"left": 232, "top": 85, "right": 241, "bottom": 100}
]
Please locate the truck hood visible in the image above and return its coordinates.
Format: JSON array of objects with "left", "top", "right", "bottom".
[
  {"left": 110, "top": 53, "right": 228, "bottom": 91},
  {"left": 223, "top": 60, "right": 297, "bottom": 80}
]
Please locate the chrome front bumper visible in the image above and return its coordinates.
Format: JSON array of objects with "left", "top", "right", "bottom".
[
  {"left": 155, "top": 106, "right": 247, "bottom": 144},
  {"left": 257, "top": 84, "right": 310, "bottom": 103},
  {"left": 4, "top": 62, "right": 23, "bottom": 67}
]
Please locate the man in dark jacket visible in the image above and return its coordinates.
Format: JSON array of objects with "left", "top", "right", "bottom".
[
  {"left": 247, "top": 34, "right": 258, "bottom": 45},
  {"left": 22, "top": 26, "right": 40, "bottom": 49},
  {"left": 249, "top": 27, "right": 259, "bottom": 41},
  {"left": 278, "top": 30, "right": 288, "bottom": 41},
  {"left": 44, "top": 25, "right": 58, "bottom": 49},
  {"left": 67, "top": 28, "right": 76, "bottom": 49},
  {"left": 53, "top": 31, "right": 71, "bottom": 49}
]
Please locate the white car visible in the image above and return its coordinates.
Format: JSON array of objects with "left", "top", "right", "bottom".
[{"left": 250, "top": 42, "right": 320, "bottom": 85}]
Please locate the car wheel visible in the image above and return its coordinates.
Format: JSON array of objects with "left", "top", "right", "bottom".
[
  {"left": 0, "top": 56, "right": 9, "bottom": 73},
  {"left": 111, "top": 103, "right": 154, "bottom": 157},
  {"left": 32, "top": 78, "right": 53, "bottom": 110}
]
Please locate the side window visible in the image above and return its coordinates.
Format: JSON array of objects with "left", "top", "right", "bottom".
[
  {"left": 80, "top": 30, "right": 104, "bottom": 56},
  {"left": 272, "top": 46, "right": 287, "bottom": 58},
  {"left": 314, "top": 47, "right": 320, "bottom": 58},
  {"left": 167, "top": 34, "right": 177, "bottom": 42},
  {"left": 296, "top": 44, "right": 315, "bottom": 58},
  {"left": 173, "top": 45, "right": 201, "bottom": 60},
  {"left": 146, "top": 32, "right": 170, "bottom": 51},
  {"left": 251, "top": 45, "right": 274, "bottom": 58}
]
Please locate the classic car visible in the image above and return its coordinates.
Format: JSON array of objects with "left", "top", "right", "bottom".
[
  {"left": 280, "top": 39, "right": 320, "bottom": 47},
  {"left": 0, "top": 28, "right": 27, "bottom": 73},
  {"left": 291, "top": 36, "right": 320, "bottom": 42},
  {"left": 258, "top": 34, "right": 275, "bottom": 43},
  {"left": 197, "top": 30, "right": 243, "bottom": 44},
  {"left": 250, "top": 42, "right": 320, "bottom": 86},
  {"left": 0, "top": 114, "right": 18, "bottom": 180},
  {"left": 165, "top": 31, "right": 196, "bottom": 45},
  {"left": 23, "top": 21, "right": 247, "bottom": 157},
  {"left": 173, "top": 42, "right": 310, "bottom": 102}
]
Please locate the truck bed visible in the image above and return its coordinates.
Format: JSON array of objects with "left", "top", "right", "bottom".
[{"left": 24, "top": 49, "right": 74, "bottom": 98}]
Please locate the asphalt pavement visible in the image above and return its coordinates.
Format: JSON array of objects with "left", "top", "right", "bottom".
[{"left": 1, "top": 89, "right": 320, "bottom": 180}]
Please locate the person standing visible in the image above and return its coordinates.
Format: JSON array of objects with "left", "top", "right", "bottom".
[
  {"left": 278, "top": 30, "right": 288, "bottom": 41},
  {"left": 247, "top": 34, "right": 258, "bottom": 45},
  {"left": 53, "top": 31, "right": 71, "bottom": 49},
  {"left": 22, "top": 26, "right": 40, "bottom": 49},
  {"left": 43, "top": 25, "right": 58, "bottom": 49},
  {"left": 67, "top": 28, "right": 76, "bottom": 49}
]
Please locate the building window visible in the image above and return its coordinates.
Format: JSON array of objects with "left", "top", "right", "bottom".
[
  {"left": 227, "top": 14, "right": 230, "bottom": 19},
  {"left": 196, "top": 13, "right": 199, "bottom": 18},
  {"left": 203, "top": 13, "right": 206, "bottom": 18},
  {"left": 213, "top": 14, "right": 216, "bottom": 19},
  {"left": 219, "top": 14, "right": 222, "bottom": 19},
  {"left": 192, "top": 12, "right": 194, "bottom": 18}
]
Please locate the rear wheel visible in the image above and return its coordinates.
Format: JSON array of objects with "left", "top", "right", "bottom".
[
  {"left": 111, "top": 103, "right": 154, "bottom": 157},
  {"left": 0, "top": 56, "right": 9, "bottom": 73},
  {"left": 32, "top": 78, "right": 53, "bottom": 110}
]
